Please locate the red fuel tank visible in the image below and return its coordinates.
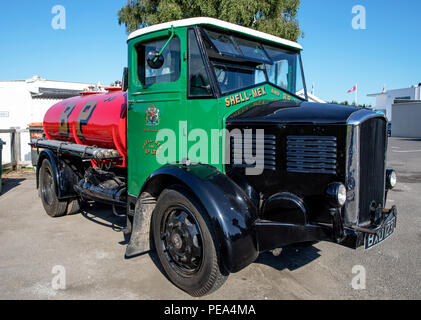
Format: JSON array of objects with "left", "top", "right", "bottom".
[{"left": 43, "top": 88, "right": 127, "bottom": 166}]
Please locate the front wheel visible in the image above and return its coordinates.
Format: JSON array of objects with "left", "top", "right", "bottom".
[{"left": 152, "top": 186, "right": 228, "bottom": 297}]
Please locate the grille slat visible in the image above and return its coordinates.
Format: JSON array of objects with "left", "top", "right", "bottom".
[
  {"left": 286, "top": 152, "right": 337, "bottom": 159},
  {"left": 231, "top": 164, "right": 277, "bottom": 171},
  {"left": 233, "top": 151, "right": 276, "bottom": 157},
  {"left": 286, "top": 168, "right": 337, "bottom": 174},
  {"left": 286, "top": 162, "right": 336, "bottom": 169},
  {"left": 287, "top": 157, "right": 337, "bottom": 164},
  {"left": 287, "top": 146, "right": 337, "bottom": 153},
  {"left": 235, "top": 155, "right": 276, "bottom": 161},
  {"left": 243, "top": 139, "right": 276, "bottom": 145},
  {"left": 287, "top": 141, "right": 337, "bottom": 147},
  {"left": 287, "top": 136, "right": 338, "bottom": 141},
  {"left": 241, "top": 145, "right": 276, "bottom": 151},
  {"left": 287, "top": 136, "right": 337, "bottom": 175}
]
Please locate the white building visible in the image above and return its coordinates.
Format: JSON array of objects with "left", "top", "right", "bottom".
[
  {"left": 0, "top": 75, "right": 97, "bottom": 166},
  {"left": 367, "top": 83, "right": 421, "bottom": 121},
  {"left": 297, "top": 89, "right": 326, "bottom": 103},
  {"left": 391, "top": 100, "right": 421, "bottom": 138}
]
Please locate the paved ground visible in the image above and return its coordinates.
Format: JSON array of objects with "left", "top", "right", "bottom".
[{"left": 0, "top": 138, "right": 420, "bottom": 300}]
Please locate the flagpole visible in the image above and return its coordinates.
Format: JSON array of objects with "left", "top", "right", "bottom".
[{"left": 355, "top": 84, "right": 358, "bottom": 106}]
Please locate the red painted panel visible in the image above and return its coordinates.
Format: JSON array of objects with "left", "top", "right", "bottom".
[{"left": 43, "top": 89, "right": 128, "bottom": 166}]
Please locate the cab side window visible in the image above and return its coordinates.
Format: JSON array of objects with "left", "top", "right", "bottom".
[
  {"left": 188, "top": 29, "right": 212, "bottom": 97},
  {"left": 137, "top": 37, "right": 181, "bottom": 85}
]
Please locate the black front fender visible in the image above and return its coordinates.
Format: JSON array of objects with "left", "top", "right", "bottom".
[{"left": 143, "top": 164, "right": 259, "bottom": 273}]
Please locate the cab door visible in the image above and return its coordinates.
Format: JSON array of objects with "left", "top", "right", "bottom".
[
  {"left": 185, "top": 27, "right": 223, "bottom": 169},
  {"left": 127, "top": 29, "right": 187, "bottom": 197}
]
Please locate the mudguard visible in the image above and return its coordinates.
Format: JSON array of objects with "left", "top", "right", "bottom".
[
  {"left": 36, "top": 149, "right": 78, "bottom": 199},
  {"left": 129, "top": 164, "right": 259, "bottom": 274}
]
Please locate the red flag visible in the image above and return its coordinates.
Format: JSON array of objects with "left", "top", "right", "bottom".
[
  {"left": 347, "top": 85, "right": 357, "bottom": 93},
  {"left": 382, "top": 85, "right": 386, "bottom": 93}
]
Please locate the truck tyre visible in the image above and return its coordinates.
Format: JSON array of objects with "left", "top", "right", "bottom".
[
  {"left": 152, "top": 186, "right": 228, "bottom": 296},
  {"left": 39, "top": 159, "right": 68, "bottom": 217}
]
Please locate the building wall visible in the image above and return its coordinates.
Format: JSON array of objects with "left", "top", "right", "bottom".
[
  {"left": 373, "top": 87, "right": 418, "bottom": 121},
  {"left": 392, "top": 101, "right": 421, "bottom": 138},
  {"left": 0, "top": 76, "right": 94, "bottom": 166}
]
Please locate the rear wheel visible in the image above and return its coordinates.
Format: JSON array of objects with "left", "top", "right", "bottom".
[
  {"left": 39, "top": 159, "right": 67, "bottom": 217},
  {"left": 152, "top": 186, "right": 227, "bottom": 297}
]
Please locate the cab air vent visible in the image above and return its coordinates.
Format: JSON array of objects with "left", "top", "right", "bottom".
[
  {"left": 286, "top": 136, "right": 337, "bottom": 175},
  {"left": 231, "top": 134, "right": 277, "bottom": 171}
]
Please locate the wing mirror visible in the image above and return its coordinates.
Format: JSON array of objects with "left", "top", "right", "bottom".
[
  {"left": 146, "top": 25, "right": 175, "bottom": 70},
  {"left": 146, "top": 50, "right": 165, "bottom": 69}
]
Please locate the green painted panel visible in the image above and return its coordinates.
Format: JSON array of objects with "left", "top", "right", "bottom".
[{"left": 127, "top": 25, "right": 302, "bottom": 198}]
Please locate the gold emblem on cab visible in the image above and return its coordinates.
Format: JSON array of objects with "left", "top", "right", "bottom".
[
  {"left": 143, "top": 139, "right": 161, "bottom": 155},
  {"left": 225, "top": 86, "right": 267, "bottom": 107}
]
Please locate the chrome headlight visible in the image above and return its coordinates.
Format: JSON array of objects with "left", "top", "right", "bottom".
[
  {"left": 326, "top": 183, "right": 347, "bottom": 208},
  {"left": 386, "top": 169, "right": 397, "bottom": 189}
]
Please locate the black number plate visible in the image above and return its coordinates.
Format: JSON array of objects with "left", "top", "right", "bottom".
[{"left": 364, "top": 216, "right": 396, "bottom": 250}]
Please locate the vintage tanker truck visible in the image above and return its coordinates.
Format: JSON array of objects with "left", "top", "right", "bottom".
[{"left": 32, "top": 17, "right": 398, "bottom": 296}]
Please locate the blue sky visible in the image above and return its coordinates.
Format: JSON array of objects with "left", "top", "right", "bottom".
[
  {"left": 0, "top": 0, "right": 420, "bottom": 105},
  {"left": 0, "top": 0, "right": 128, "bottom": 85},
  {"left": 299, "top": 0, "right": 421, "bottom": 104}
]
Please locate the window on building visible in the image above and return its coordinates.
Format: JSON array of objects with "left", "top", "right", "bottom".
[
  {"left": 137, "top": 37, "right": 181, "bottom": 85},
  {"left": 188, "top": 29, "right": 212, "bottom": 97}
]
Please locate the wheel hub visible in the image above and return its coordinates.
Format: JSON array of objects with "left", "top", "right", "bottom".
[
  {"left": 171, "top": 232, "right": 183, "bottom": 250},
  {"left": 162, "top": 208, "right": 203, "bottom": 273}
]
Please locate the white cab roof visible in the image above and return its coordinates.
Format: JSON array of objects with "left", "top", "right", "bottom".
[{"left": 128, "top": 17, "right": 302, "bottom": 50}]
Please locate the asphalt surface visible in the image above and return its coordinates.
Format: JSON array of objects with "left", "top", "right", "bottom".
[{"left": 0, "top": 138, "right": 420, "bottom": 300}]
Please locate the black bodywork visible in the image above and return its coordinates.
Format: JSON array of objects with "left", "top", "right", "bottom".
[
  {"left": 124, "top": 99, "right": 397, "bottom": 274},
  {"left": 224, "top": 100, "right": 396, "bottom": 253},
  {"left": 226, "top": 100, "right": 354, "bottom": 226}
]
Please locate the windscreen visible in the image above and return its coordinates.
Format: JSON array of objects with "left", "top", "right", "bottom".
[{"left": 201, "top": 28, "right": 306, "bottom": 98}]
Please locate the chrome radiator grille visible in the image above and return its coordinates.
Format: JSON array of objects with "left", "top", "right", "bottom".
[
  {"left": 359, "top": 118, "right": 387, "bottom": 222},
  {"left": 286, "top": 136, "right": 338, "bottom": 175}
]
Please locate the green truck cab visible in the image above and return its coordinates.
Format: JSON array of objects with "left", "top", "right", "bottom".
[{"left": 34, "top": 18, "right": 398, "bottom": 296}]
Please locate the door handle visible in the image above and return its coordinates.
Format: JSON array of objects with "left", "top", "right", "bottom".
[{"left": 127, "top": 100, "right": 135, "bottom": 110}]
